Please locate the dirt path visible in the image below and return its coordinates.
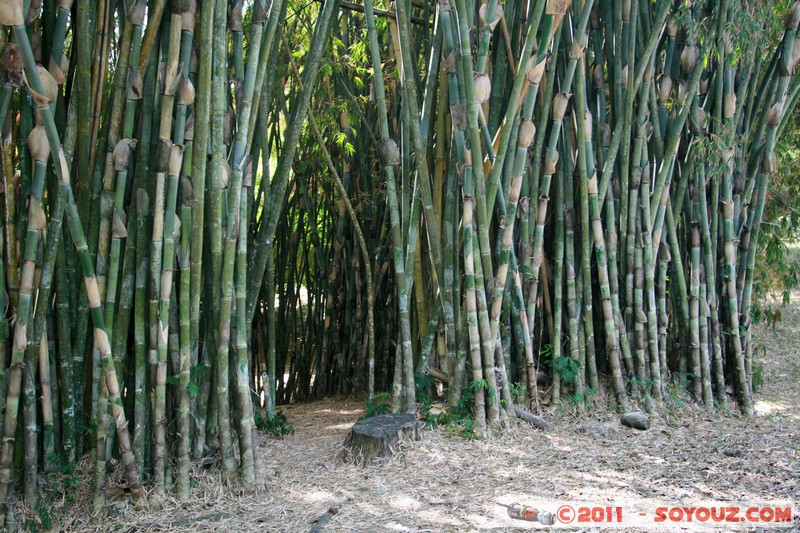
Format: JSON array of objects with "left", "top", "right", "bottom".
[{"left": 53, "top": 296, "right": 800, "bottom": 532}]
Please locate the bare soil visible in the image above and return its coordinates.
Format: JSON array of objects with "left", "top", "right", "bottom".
[{"left": 31, "top": 295, "right": 800, "bottom": 532}]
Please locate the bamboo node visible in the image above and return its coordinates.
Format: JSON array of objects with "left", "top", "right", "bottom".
[
  {"left": 760, "top": 152, "right": 776, "bottom": 175},
  {"left": 253, "top": 0, "right": 269, "bottom": 23},
  {"left": 177, "top": 76, "right": 195, "bottom": 106},
  {"left": 786, "top": 0, "right": 800, "bottom": 31},
  {"left": 180, "top": 2, "right": 197, "bottom": 30},
  {"left": 666, "top": 18, "right": 679, "bottom": 37},
  {"left": 168, "top": 144, "right": 186, "bottom": 176},
  {"left": 766, "top": 100, "right": 784, "bottom": 128},
  {"left": 583, "top": 110, "right": 593, "bottom": 139},
  {"left": 129, "top": 0, "right": 146, "bottom": 26},
  {"left": 29, "top": 197, "right": 46, "bottom": 229},
  {"left": 592, "top": 64, "right": 604, "bottom": 89},
  {"left": 699, "top": 76, "right": 710, "bottom": 96},
  {"left": 518, "top": 196, "right": 530, "bottom": 217},
  {"left": 517, "top": 119, "right": 536, "bottom": 148},
  {"left": 723, "top": 93, "right": 737, "bottom": 119},
  {"left": 552, "top": 93, "right": 570, "bottom": 122},
  {"left": 27, "top": 125, "right": 50, "bottom": 162},
  {"left": 680, "top": 45, "right": 699, "bottom": 74},
  {"left": 112, "top": 211, "right": 128, "bottom": 238},
  {"left": 113, "top": 138, "right": 139, "bottom": 171},
  {"left": 478, "top": 2, "right": 502, "bottom": 31},
  {"left": 57, "top": 148, "right": 70, "bottom": 184},
  {"left": 545, "top": 0, "right": 570, "bottom": 16},
  {"left": 473, "top": 73, "right": 491, "bottom": 104},
  {"left": 543, "top": 151, "right": 559, "bottom": 175},
  {"left": 659, "top": 77, "right": 673, "bottom": 101},
  {"left": 569, "top": 39, "right": 585, "bottom": 61},
  {"left": 23, "top": 65, "right": 58, "bottom": 107},
  {"left": 525, "top": 57, "right": 547, "bottom": 85},
  {"left": 622, "top": 0, "right": 631, "bottom": 21},
  {"left": 228, "top": 0, "right": 244, "bottom": 31},
  {"left": 128, "top": 70, "right": 144, "bottom": 100},
  {"left": 184, "top": 111, "right": 195, "bottom": 140},
  {"left": 156, "top": 138, "right": 173, "bottom": 173},
  {"left": 442, "top": 50, "right": 457, "bottom": 73}
]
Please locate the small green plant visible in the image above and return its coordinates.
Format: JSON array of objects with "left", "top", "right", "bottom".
[
  {"left": 539, "top": 343, "right": 553, "bottom": 359},
  {"left": 255, "top": 410, "right": 295, "bottom": 436},
  {"left": 37, "top": 507, "right": 52, "bottom": 531},
  {"left": 415, "top": 372, "right": 435, "bottom": 406},
  {"left": 359, "top": 392, "right": 392, "bottom": 420},
  {"left": 468, "top": 378, "right": 495, "bottom": 399},
  {"left": 43, "top": 458, "right": 80, "bottom": 504},
  {"left": 552, "top": 356, "right": 581, "bottom": 383},
  {"left": 752, "top": 361, "right": 764, "bottom": 393},
  {"left": 421, "top": 384, "right": 478, "bottom": 439},
  {"left": 444, "top": 415, "right": 478, "bottom": 440},
  {"left": 509, "top": 381, "right": 526, "bottom": 403}
]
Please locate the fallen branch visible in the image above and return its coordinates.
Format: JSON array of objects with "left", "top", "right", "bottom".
[
  {"left": 513, "top": 406, "right": 551, "bottom": 430},
  {"left": 427, "top": 367, "right": 449, "bottom": 383}
]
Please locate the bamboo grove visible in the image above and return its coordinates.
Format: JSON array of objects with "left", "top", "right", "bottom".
[{"left": 0, "top": 0, "right": 796, "bottom": 517}]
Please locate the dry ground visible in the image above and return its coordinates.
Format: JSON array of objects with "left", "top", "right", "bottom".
[{"left": 27, "top": 294, "right": 800, "bottom": 532}]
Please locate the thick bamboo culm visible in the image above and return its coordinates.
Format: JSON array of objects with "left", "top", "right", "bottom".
[{"left": 0, "top": 0, "right": 796, "bottom": 519}]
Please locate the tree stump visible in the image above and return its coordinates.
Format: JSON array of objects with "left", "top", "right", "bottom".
[{"left": 341, "top": 414, "right": 419, "bottom": 465}]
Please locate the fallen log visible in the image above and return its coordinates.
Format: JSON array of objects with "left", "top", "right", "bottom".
[
  {"left": 620, "top": 412, "right": 650, "bottom": 430},
  {"left": 427, "top": 367, "right": 449, "bottom": 383},
  {"left": 341, "top": 413, "right": 419, "bottom": 464},
  {"left": 512, "top": 405, "right": 551, "bottom": 430}
]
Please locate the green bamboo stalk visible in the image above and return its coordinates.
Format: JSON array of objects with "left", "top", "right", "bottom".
[
  {"left": 189, "top": 0, "right": 214, "bottom": 461},
  {"left": 721, "top": 158, "right": 751, "bottom": 414},
  {"left": 363, "top": 0, "right": 414, "bottom": 407},
  {"left": 37, "top": 330, "right": 54, "bottom": 469},
  {"left": 638, "top": 156, "right": 662, "bottom": 405},
  {"left": 657, "top": 243, "right": 669, "bottom": 386},
  {"left": 208, "top": 0, "right": 237, "bottom": 485},
  {"left": 471, "top": 216, "right": 500, "bottom": 428},
  {"left": 551, "top": 162, "right": 565, "bottom": 405},
  {"left": 217, "top": 1, "right": 268, "bottom": 490},
  {"left": 689, "top": 218, "right": 703, "bottom": 400},
  {"left": 461, "top": 150, "right": 486, "bottom": 436}
]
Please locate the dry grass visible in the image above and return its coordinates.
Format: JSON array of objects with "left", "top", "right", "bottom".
[{"left": 16, "top": 295, "right": 800, "bottom": 532}]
